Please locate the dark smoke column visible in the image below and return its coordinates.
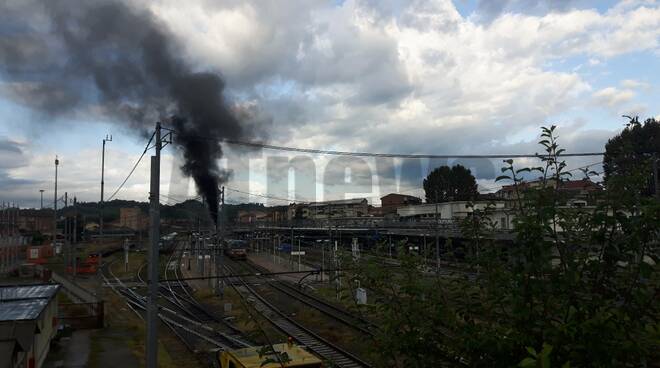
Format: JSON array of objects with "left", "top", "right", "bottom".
[{"left": 0, "top": 0, "right": 250, "bottom": 221}]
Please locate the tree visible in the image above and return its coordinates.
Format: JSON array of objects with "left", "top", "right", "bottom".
[
  {"left": 603, "top": 116, "right": 660, "bottom": 196},
  {"left": 348, "top": 126, "right": 660, "bottom": 367},
  {"left": 423, "top": 165, "right": 478, "bottom": 203}
]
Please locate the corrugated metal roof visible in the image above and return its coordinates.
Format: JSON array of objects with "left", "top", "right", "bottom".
[
  {"left": 0, "top": 284, "right": 59, "bottom": 322},
  {"left": 0, "top": 299, "right": 49, "bottom": 321},
  {"left": 0, "top": 284, "right": 59, "bottom": 302}
]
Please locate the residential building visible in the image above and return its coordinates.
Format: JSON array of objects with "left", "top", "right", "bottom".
[
  {"left": 18, "top": 210, "right": 55, "bottom": 236},
  {"left": 308, "top": 198, "right": 369, "bottom": 219},
  {"left": 265, "top": 206, "right": 289, "bottom": 223},
  {"left": 496, "top": 178, "right": 601, "bottom": 207},
  {"left": 119, "top": 207, "right": 148, "bottom": 231},
  {"left": 287, "top": 203, "right": 311, "bottom": 220},
  {"left": 237, "top": 210, "right": 267, "bottom": 223},
  {"left": 397, "top": 200, "right": 513, "bottom": 229},
  {"left": 380, "top": 193, "right": 422, "bottom": 214}
]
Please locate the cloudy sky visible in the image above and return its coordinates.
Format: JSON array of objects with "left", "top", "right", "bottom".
[{"left": 1, "top": 0, "right": 659, "bottom": 208}]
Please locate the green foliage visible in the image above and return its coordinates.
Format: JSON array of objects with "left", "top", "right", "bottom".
[
  {"left": 423, "top": 164, "right": 479, "bottom": 203},
  {"left": 350, "top": 124, "right": 660, "bottom": 367},
  {"left": 603, "top": 116, "right": 660, "bottom": 196},
  {"left": 257, "top": 345, "right": 291, "bottom": 367}
]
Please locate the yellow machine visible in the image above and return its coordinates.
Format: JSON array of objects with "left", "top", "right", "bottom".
[{"left": 219, "top": 342, "right": 323, "bottom": 368}]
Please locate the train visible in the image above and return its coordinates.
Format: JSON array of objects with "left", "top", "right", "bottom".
[
  {"left": 224, "top": 239, "right": 248, "bottom": 260},
  {"left": 160, "top": 232, "right": 178, "bottom": 253},
  {"left": 218, "top": 342, "right": 322, "bottom": 368}
]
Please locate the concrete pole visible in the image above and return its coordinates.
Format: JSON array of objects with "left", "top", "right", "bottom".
[
  {"left": 54, "top": 156, "right": 58, "bottom": 244},
  {"left": 11, "top": 203, "right": 16, "bottom": 268},
  {"left": 124, "top": 238, "right": 129, "bottom": 272},
  {"left": 146, "top": 123, "right": 161, "bottom": 368},
  {"left": 435, "top": 189, "right": 440, "bottom": 274},
  {"left": 73, "top": 197, "right": 78, "bottom": 245},
  {"left": 64, "top": 211, "right": 69, "bottom": 275},
  {"left": 653, "top": 154, "right": 659, "bottom": 199},
  {"left": 388, "top": 235, "right": 392, "bottom": 257},
  {"left": 201, "top": 238, "right": 205, "bottom": 277},
  {"left": 1, "top": 203, "right": 4, "bottom": 273},
  {"left": 101, "top": 135, "right": 112, "bottom": 237}
]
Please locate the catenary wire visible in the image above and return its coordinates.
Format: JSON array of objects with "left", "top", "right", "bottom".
[{"left": 107, "top": 131, "right": 156, "bottom": 201}]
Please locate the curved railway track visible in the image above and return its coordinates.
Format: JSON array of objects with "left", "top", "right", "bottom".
[
  {"left": 239, "top": 260, "right": 378, "bottom": 337},
  {"left": 223, "top": 261, "right": 372, "bottom": 368},
  {"left": 102, "top": 244, "right": 250, "bottom": 355}
]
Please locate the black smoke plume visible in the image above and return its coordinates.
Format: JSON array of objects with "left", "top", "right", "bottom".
[{"left": 0, "top": 0, "right": 249, "bottom": 223}]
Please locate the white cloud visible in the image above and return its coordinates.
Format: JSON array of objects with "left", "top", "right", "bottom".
[
  {"left": 3, "top": 0, "right": 660, "bottom": 205},
  {"left": 621, "top": 79, "right": 651, "bottom": 90},
  {"left": 144, "top": 0, "right": 660, "bottom": 156},
  {"left": 592, "top": 87, "right": 635, "bottom": 107}
]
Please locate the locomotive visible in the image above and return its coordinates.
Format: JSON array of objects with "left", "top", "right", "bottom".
[{"left": 224, "top": 239, "right": 248, "bottom": 260}]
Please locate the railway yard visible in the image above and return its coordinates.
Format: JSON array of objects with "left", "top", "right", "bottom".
[{"left": 96, "top": 233, "right": 400, "bottom": 367}]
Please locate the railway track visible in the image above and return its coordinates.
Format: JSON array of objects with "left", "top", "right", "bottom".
[
  {"left": 240, "top": 260, "right": 378, "bottom": 337},
  {"left": 157, "top": 242, "right": 250, "bottom": 348},
  {"left": 102, "top": 246, "right": 250, "bottom": 355},
  {"left": 223, "top": 261, "right": 372, "bottom": 368}
]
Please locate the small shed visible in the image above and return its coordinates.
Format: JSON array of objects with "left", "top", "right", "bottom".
[{"left": 0, "top": 284, "right": 60, "bottom": 368}]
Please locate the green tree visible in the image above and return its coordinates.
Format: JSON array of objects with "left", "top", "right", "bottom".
[
  {"left": 423, "top": 165, "right": 478, "bottom": 203},
  {"left": 348, "top": 125, "right": 660, "bottom": 367},
  {"left": 603, "top": 116, "right": 660, "bottom": 196}
]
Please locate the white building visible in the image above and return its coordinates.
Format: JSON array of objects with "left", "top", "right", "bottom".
[
  {"left": 397, "top": 201, "right": 514, "bottom": 229},
  {"left": 289, "top": 198, "right": 370, "bottom": 220}
]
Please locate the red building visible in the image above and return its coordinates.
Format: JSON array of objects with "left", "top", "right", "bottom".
[{"left": 380, "top": 193, "right": 422, "bottom": 214}]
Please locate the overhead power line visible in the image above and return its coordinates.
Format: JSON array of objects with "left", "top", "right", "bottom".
[
  {"left": 222, "top": 139, "right": 604, "bottom": 159},
  {"left": 107, "top": 131, "right": 156, "bottom": 201},
  {"left": 160, "top": 130, "right": 604, "bottom": 159}
]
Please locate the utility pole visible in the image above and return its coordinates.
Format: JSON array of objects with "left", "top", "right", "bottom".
[
  {"left": 216, "top": 186, "right": 225, "bottom": 297},
  {"left": 64, "top": 201, "right": 69, "bottom": 275},
  {"left": 654, "top": 154, "right": 659, "bottom": 199},
  {"left": 435, "top": 189, "right": 440, "bottom": 274},
  {"left": 100, "top": 134, "right": 112, "bottom": 238},
  {"left": 146, "top": 123, "right": 161, "bottom": 368},
  {"left": 39, "top": 189, "right": 44, "bottom": 209},
  {"left": 64, "top": 192, "right": 69, "bottom": 275},
  {"left": 124, "top": 238, "right": 130, "bottom": 272},
  {"left": 54, "top": 156, "right": 59, "bottom": 243},
  {"left": 73, "top": 197, "right": 77, "bottom": 277}
]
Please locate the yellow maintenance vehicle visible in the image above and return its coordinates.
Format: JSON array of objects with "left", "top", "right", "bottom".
[{"left": 219, "top": 341, "right": 323, "bottom": 368}]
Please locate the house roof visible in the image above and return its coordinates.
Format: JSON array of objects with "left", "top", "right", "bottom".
[
  {"left": 380, "top": 193, "right": 421, "bottom": 200},
  {"left": 309, "top": 198, "right": 368, "bottom": 207},
  {"left": 558, "top": 179, "right": 601, "bottom": 190},
  {"left": 498, "top": 179, "right": 600, "bottom": 192}
]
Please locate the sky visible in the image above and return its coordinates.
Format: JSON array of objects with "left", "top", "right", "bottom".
[{"left": 0, "top": 0, "right": 659, "bottom": 208}]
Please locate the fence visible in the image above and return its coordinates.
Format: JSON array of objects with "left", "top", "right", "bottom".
[
  {"left": 58, "top": 302, "right": 104, "bottom": 329},
  {"left": 0, "top": 235, "right": 28, "bottom": 274},
  {"left": 34, "top": 264, "right": 105, "bottom": 329}
]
